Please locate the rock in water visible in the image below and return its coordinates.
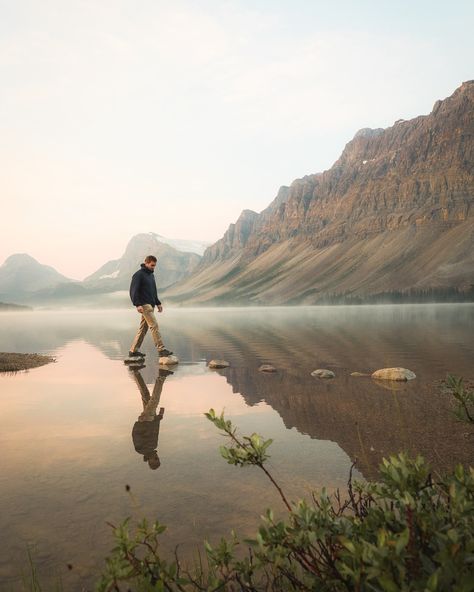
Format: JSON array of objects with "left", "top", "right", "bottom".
[
  {"left": 351, "top": 371, "right": 370, "bottom": 377},
  {"left": 159, "top": 355, "right": 179, "bottom": 366},
  {"left": 311, "top": 369, "right": 335, "bottom": 379},
  {"left": 371, "top": 367, "right": 416, "bottom": 381},
  {"left": 208, "top": 359, "right": 230, "bottom": 369},
  {"left": 259, "top": 364, "right": 277, "bottom": 373}
]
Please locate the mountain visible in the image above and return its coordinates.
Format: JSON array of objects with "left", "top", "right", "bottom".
[
  {"left": 0, "top": 254, "right": 73, "bottom": 301},
  {"left": 0, "top": 233, "right": 204, "bottom": 305},
  {"left": 83, "top": 232, "right": 201, "bottom": 292},
  {"left": 150, "top": 233, "right": 210, "bottom": 256},
  {"left": 165, "top": 81, "right": 474, "bottom": 305}
]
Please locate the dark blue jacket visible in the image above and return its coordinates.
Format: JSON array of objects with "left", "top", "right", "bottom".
[{"left": 130, "top": 264, "right": 161, "bottom": 307}]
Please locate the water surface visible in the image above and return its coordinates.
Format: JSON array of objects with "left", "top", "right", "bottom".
[{"left": 0, "top": 305, "right": 473, "bottom": 590}]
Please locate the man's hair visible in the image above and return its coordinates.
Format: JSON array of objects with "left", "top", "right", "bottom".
[{"left": 144, "top": 255, "right": 157, "bottom": 263}]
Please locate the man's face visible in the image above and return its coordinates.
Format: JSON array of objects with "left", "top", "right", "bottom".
[{"left": 145, "top": 260, "right": 157, "bottom": 271}]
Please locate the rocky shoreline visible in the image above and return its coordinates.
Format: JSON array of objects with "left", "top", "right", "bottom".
[{"left": 0, "top": 352, "right": 55, "bottom": 372}]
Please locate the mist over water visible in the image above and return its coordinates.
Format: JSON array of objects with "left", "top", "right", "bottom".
[{"left": 0, "top": 304, "right": 473, "bottom": 589}]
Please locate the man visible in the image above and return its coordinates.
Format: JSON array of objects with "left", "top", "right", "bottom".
[{"left": 129, "top": 255, "right": 173, "bottom": 358}]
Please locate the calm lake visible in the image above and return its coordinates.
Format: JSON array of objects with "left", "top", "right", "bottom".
[{"left": 1, "top": 304, "right": 473, "bottom": 590}]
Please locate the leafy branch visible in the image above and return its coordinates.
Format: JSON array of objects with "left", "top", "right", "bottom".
[{"left": 444, "top": 374, "right": 474, "bottom": 423}]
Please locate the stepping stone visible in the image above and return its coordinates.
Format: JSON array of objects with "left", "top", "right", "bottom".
[
  {"left": 208, "top": 359, "right": 230, "bottom": 369},
  {"left": 159, "top": 355, "right": 179, "bottom": 366},
  {"left": 311, "top": 369, "right": 335, "bottom": 379},
  {"left": 371, "top": 367, "right": 416, "bottom": 381},
  {"left": 124, "top": 357, "right": 145, "bottom": 365},
  {"left": 259, "top": 364, "right": 277, "bottom": 373}
]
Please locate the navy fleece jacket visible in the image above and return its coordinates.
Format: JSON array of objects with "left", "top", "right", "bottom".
[{"left": 129, "top": 264, "right": 162, "bottom": 307}]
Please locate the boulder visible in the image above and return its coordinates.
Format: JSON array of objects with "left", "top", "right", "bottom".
[
  {"left": 371, "top": 367, "right": 416, "bottom": 381},
  {"left": 208, "top": 359, "right": 230, "bottom": 369},
  {"left": 159, "top": 354, "right": 179, "bottom": 366},
  {"left": 311, "top": 369, "right": 335, "bottom": 379},
  {"left": 259, "top": 364, "right": 277, "bottom": 373}
]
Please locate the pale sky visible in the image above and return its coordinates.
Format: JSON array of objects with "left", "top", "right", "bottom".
[{"left": 1, "top": 0, "right": 473, "bottom": 280}]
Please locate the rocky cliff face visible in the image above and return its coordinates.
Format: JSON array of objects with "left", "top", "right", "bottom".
[
  {"left": 200, "top": 185, "right": 290, "bottom": 266},
  {"left": 165, "top": 81, "right": 474, "bottom": 305}
]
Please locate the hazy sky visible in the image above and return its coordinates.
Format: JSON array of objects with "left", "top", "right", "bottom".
[{"left": 1, "top": 0, "right": 473, "bottom": 279}]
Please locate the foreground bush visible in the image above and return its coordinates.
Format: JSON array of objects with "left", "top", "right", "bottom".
[{"left": 98, "top": 410, "right": 474, "bottom": 592}]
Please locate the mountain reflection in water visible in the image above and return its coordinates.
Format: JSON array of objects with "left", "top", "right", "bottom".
[{"left": 0, "top": 305, "right": 473, "bottom": 590}]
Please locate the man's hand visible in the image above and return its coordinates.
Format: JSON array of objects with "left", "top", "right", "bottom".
[
  {"left": 137, "top": 306, "right": 144, "bottom": 314},
  {"left": 157, "top": 305, "right": 163, "bottom": 313}
]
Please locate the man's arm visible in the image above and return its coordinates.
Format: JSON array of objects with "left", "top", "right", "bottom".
[{"left": 130, "top": 272, "right": 142, "bottom": 307}]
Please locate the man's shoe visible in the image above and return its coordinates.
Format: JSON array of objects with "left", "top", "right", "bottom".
[
  {"left": 129, "top": 350, "right": 145, "bottom": 357},
  {"left": 158, "top": 348, "right": 173, "bottom": 357}
]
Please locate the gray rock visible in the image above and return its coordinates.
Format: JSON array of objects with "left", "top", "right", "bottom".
[
  {"left": 259, "top": 364, "right": 277, "bottom": 373},
  {"left": 371, "top": 367, "right": 416, "bottom": 381},
  {"left": 159, "top": 354, "right": 179, "bottom": 366},
  {"left": 208, "top": 359, "right": 230, "bottom": 369},
  {"left": 311, "top": 369, "right": 335, "bottom": 379}
]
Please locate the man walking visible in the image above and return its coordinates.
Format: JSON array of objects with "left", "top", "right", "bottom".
[{"left": 129, "top": 255, "right": 173, "bottom": 358}]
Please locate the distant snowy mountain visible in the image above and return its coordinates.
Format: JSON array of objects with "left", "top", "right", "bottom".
[
  {"left": 147, "top": 233, "right": 210, "bottom": 256},
  {"left": 83, "top": 233, "right": 202, "bottom": 291},
  {"left": 0, "top": 232, "right": 208, "bottom": 305}
]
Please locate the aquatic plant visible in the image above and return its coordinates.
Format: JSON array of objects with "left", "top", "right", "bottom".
[
  {"left": 444, "top": 374, "right": 474, "bottom": 424},
  {"left": 97, "top": 410, "right": 474, "bottom": 592}
]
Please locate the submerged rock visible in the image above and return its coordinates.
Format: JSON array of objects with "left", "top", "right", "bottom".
[
  {"left": 311, "top": 369, "right": 335, "bottom": 379},
  {"left": 208, "top": 359, "right": 230, "bottom": 369},
  {"left": 259, "top": 364, "right": 277, "bottom": 373},
  {"left": 371, "top": 367, "right": 416, "bottom": 381},
  {"left": 159, "top": 355, "right": 179, "bottom": 366},
  {"left": 351, "top": 371, "right": 370, "bottom": 377}
]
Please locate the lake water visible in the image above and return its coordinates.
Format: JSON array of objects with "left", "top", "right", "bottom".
[{"left": 0, "top": 304, "right": 473, "bottom": 590}]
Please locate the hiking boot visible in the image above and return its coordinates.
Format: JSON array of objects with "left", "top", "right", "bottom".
[
  {"left": 158, "top": 348, "right": 173, "bottom": 357},
  {"left": 129, "top": 350, "right": 145, "bottom": 358}
]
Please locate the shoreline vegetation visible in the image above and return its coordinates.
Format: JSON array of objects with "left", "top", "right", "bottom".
[
  {"left": 163, "top": 286, "right": 474, "bottom": 306},
  {"left": 0, "top": 352, "right": 55, "bottom": 372},
  {"left": 97, "top": 410, "right": 474, "bottom": 591},
  {"left": 18, "top": 383, "right": 474, "bottom": 590}
]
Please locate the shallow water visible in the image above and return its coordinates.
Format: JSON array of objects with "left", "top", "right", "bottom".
[{"left": 0, "top": 304, "right": 473, "bottom": 590}]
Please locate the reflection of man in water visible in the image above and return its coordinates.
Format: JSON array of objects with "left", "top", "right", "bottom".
[{"left": 129, "top": 368, "right": 172, "bottom": 470}]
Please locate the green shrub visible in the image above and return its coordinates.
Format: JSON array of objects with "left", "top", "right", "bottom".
[
  {"left": 97, "top": 410, "right": 474, "bottom": 592},
  {"left": 444, "top": 375, "right": 474, "bottom": 424}
]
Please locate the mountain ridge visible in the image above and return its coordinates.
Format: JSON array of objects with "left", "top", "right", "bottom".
[{"left": 164, "top": 80, "right": 474, "bottom": 305}]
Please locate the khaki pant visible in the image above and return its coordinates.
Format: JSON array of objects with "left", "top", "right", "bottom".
[
  {"left": 130, "top": 369, "right": 165, "bottom": 420},
  {"left": 130, "top": 304, "right": 164, "bottom": 352}
]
